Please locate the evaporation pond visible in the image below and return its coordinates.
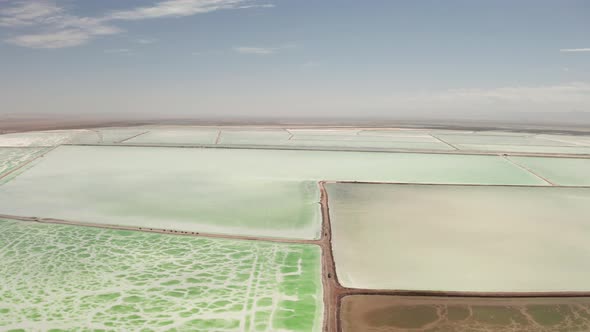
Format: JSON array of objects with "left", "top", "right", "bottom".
[
  {"left": 125, "top": 128, "right": 219, "bottom": 145},
  {"left": 0, "top": 147, "right": 46, "bottom": 177},
  {"left": 508, "top": 156, "right": 590, "bottom": 186},
  {"left": 0, "top": 219, "right": 323, "bottom": 331},
  {"left": 327, "top": 183, "right": 590, "bottom": 292},
  {"left": 0, "top": 146, "right": 544, "bottom": 240}
]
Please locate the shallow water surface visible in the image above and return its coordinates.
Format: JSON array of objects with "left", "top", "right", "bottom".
[
  {"left": 0, "top": 219, "right": 323, "bottom": 331},
  {"left": 328, "top": 183, "right": 590, "bottom": 292},
  {"left": 0, "top": 146, "right": 543, "bottom": 240}
]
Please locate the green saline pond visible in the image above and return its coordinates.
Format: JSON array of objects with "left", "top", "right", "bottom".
[
  {"left": 508, "top": 156, "right": 590, "bottom": 186},
  {"left": 434, "top": 133, "right": 573, "bottom": 146},
  {"left": 218, "top": 128, "right": 453, "bottom": 151},
  {"left": 327, "top": 183, "right": 590, "bottom": 292},
  {"left": 125, "top": 128, "right": 220, "bottom": 145},
  {"left": 0, "top": 219, "right": 323, "bottom": 331},
  {"left": 455, "top": 144, "right": 590, "bottom": 155},
  {"left": 0, "top": 146, "right": 545, "bottom": 240}
]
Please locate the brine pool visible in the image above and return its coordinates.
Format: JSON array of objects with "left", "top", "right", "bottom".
[
  {"left": 0, "top": 219, "right": 323, "bottom": 331},
  {"left": 0, "top": 145, "right": 546, "bottom": 240},
  {"left": 328, "top": 183, "right": 590, "bottom": 292},
  {"left": 2, "top": 129, "right": 590, "bottom": 331}
]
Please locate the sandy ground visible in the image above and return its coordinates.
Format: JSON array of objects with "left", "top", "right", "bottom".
[{"left": 340, "top": 295, "right": 590, "bottom": 332}]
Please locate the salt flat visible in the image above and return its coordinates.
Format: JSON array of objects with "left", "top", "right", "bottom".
[
  {"left": 0, "top": 131, "right": 83, "bottom": 147},
  {"left": 0, "top": 147, "right": 46, "bottom": 178}
]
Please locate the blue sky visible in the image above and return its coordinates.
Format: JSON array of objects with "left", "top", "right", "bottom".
[{"left": 1, "top": 0, "right": 589, "bottom": 121}]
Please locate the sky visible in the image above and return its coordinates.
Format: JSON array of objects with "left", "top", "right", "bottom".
[{"left": 1, "top": 0, "right": 589, "bottom": 123}]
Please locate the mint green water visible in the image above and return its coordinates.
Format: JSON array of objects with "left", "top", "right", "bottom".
[
  {"left": 358, "top": 129, "right": 446, "bottom": 137},
  {"left": 70, "top": 128, "right": 151, "bottom": 144},
  {"left": 291, "top": 134, "right": 439, "bottom": 143},
  {"left": 6, "top": 127, "right": 590, "bottom": 155},
  {"left": 435, "top": 134, "right": 574, "bottom": 146},
  {"left": 456, "top": 144, "right": 590, "bottom": 155},
  {"left": 537, "top": 134, "right": 590, "bottom": 146},
  {"left": 509, "top": 156, "right": 590, "bottom": 186},
  {"left": 0, "top": 146, "right": 544, "bottom": 240},
  {"left": 327, "top": 183, "right": 590, "bottom": 292},
  {"left": 125, "top": 128, "right": 220, "bottom": 145},
  {"left": 218, "top": 128, "right": 452, "bottom": 151},
  {"left": 0, "top": 219, "right": 323, "bottom": 331},
  {"left": 279, "top": 139, "right": 452, "bottom": 150}
]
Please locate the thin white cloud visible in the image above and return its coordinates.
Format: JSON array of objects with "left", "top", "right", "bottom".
[
  {"left": 104, "top": 48, "right": 130, "bottom": 54},
  {"left": 0, "top": 1, "right": 119, "bottom": 48},
  {"left": 8, "top": 29, "right": 97, "bottom": 49},
  {"left": 0, "top": 1, "right": 62, "bottom": 27},
  {"left": 234, "top": 46, "right": 277, "bottom": 55},
  {"left": 236, "top": 3, "right": 275, "bottom": 9},
  {"left": 1, "top": 0, "right": 272, "bottom": 48},
  {"left": 135, "top": 38, "right": 158, "bottom": 45},
  {"left": 234, "top": 43, "right": 295, "bottom": 55},
  {"left": 106, "top": 0, "right": 269, "bottom": 20},
  {"left": 560, "top": 48, "right": 590, "bottom": 53}
]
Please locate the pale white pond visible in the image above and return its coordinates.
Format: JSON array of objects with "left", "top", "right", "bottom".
[{"left": 328, "top": 183, "right": 590, "bottom": 292}]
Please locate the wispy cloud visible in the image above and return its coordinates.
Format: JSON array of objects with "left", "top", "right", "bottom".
[
  {"left": 234, "top": 46, "right": 277, "bottom": 55},
  {"left": 135, "top": 38, "right": 158, "bottom": 45},
  {"left": 104, "top": 48, "right": 130, "bottom": 54},
  {"left": 233, "top": 43, "right": 295, "bottom": 55},
  {"left": 7, "top": 29, "right": 96, "bottom": 49},
  {"left": 560, "top": 48, "right": 590, "bottom": 53},
  {"left": 1, "top": 0, "right": 273, "bottom": 49},
  {"left": 0, "top": 1, "right": 62, "bottom": 27},
  {"left": 106, "top": 0, "right": 271, "bottom": 20},
  {"left": 0, "top": 1, "right": 120, "bottom": 48}
]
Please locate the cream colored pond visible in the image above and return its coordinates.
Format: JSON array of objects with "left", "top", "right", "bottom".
[{"left": 328, "top": 183, "right": 590, "bottom": 292}]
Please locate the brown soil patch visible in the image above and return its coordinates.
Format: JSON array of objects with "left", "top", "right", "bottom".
[{"left": 340, "top": 295, "right": 590, "bottom": 332}]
